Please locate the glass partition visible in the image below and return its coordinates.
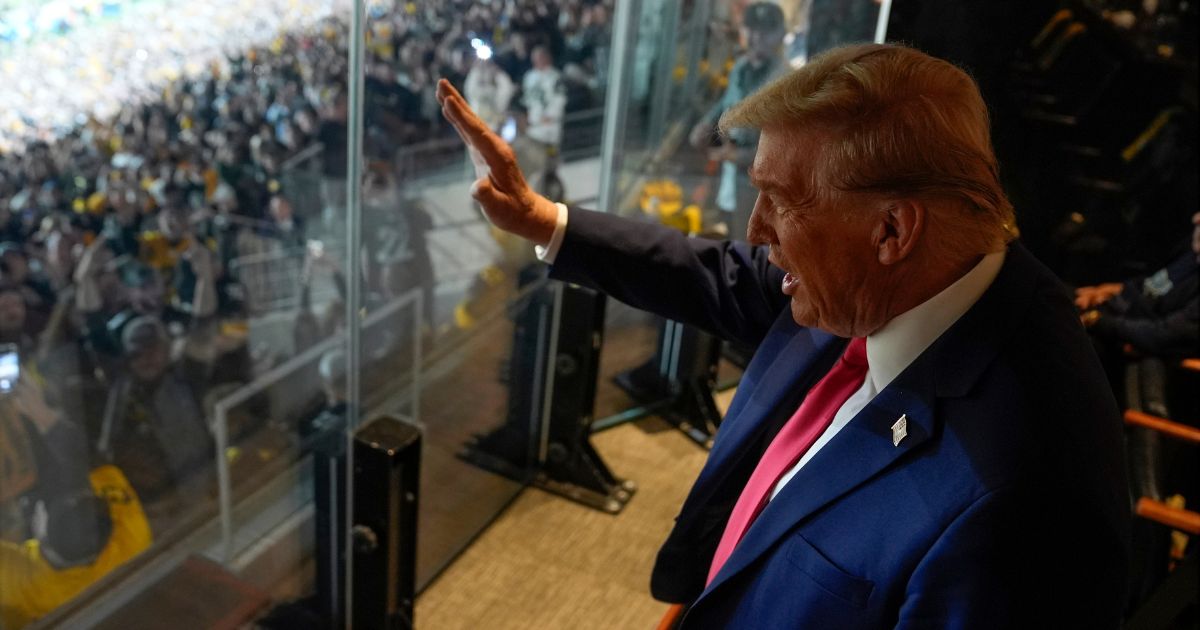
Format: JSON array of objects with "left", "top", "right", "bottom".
[
  {"left": 0, "top": 0, "right": 888, "bottom": 626},
  {"left": 0, "top": 0, "right": 355, "bottom": 625},
  {"left": 345, "top": 0, "right": 609, "bottom": 590},
  {"left": 352, "top": 0, "right": 612, "bottom": 599}
]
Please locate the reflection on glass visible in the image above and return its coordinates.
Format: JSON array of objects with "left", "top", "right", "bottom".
[
  {"left": 0, "top": 0, "right": 620, "bottom": 623},
  {"left": 357, "top": 0, "right": 614, "bottom": 596},
  {"left": 0, "top": 0, "right": 358, "bottom": 625},
  {"left": 596, "top": 1, "right": 878, "bottom": 444}
]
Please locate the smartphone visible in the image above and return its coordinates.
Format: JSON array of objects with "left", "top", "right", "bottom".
[
  {"left": 0, "top": 344, "right": 19, "bottom": 394},
  {"left": 307, "top": 239, "right": 325, "bottom": 257}
]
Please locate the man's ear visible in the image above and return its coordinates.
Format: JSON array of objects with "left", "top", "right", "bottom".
[{"left": 872, "top": 199, "right": 924, "bottom": 265}]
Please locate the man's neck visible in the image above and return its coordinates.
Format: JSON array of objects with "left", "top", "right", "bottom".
[{"left": 864, "top": 251, "right": 988, "bottom": 337}]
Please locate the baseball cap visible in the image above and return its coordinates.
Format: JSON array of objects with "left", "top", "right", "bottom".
[
  {"left": 121, "top": 315, "right": 168, "bottom": 355},
  {"left": 743, "top": 2, "right": 785, "bottom": 31}
]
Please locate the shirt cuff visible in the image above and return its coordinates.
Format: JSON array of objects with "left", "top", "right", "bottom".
[{"left": 534, "top": 202, "right": 569, "bottom": 264}]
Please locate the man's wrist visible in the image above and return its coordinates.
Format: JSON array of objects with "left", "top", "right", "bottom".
[
  {"left": 535, "top": 202, "right": 569, "bottom": 264},
  {"left": 527, "top": 196, "right": 562, "bottom": 247}
]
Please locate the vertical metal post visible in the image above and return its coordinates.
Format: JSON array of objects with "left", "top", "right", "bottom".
[
  {"left": 351, "top": 418, "right": 421, "bottom": 629},
  {"left": 411, "top": 291, "right": 422, "bottom": 426},
  {"left": 874, "top": 0, "right": 894, "bottom": 43},
  {"left": 536, "top": 284, "right": 563, "bottom": 465},
  {"left": 681, "top": 0, "right": 712, "bottom": 104},
  {"left": 215, "top": 404, "right": 233, "bottom": 563},
  {"left": 344, "top": 0, "right": 366, "bottom": 625},
  {"left": 596, "top": 0, "right": 640, "bottom": 214},
  {"left": 648, "top": 0, "right": 682, "bottom": 146}
]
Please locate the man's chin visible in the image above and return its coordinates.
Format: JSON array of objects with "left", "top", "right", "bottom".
[
  {"left": 789, "top": 303, "right": 817, "bottom": 330},
  {"left": 791, "top": 303, "right": 856, "bottom": 337}
]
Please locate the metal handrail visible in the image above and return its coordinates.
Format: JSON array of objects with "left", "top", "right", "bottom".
[{"left": 280, "top": 141, "right": 326, "bottom": 172}]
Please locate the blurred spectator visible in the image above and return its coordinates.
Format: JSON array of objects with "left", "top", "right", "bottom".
[
  {"left": 139, "top": 206, "right": 221, "bottom": 316},
  {"left": 1078, "top": 212, "right": 1200, "bottom": 359},
  {"left": 0, "top": 464, "right": 151, "bottom": 630},
  {"left": 96, "top": 316, "right": 213, "bottom": 532},
  {"left": 688, "top": 2, "right": 787, "bottom": 239},
  {"left": 33, "top": 215, "right": 83, "bottom": 292},
  {"left": 2, "top": 374, "right": 94, "bottom": 542},
  {"left": 495, "top": 31, "right": 533, "bottom": 86},
  {"left": 0, "top": 285, "right": 32, "bottom": 352},
  {"left": 267, "top": 195, "right": 306, "bottom": 251},
  {"left": 631, "top": 0, "right": 665, "bottom": 102},
  {"left": 806, "top": 0, "right": 879, "bottom": 58},
  {"left": 365, "top": 61, "right": 416, "bottom": 154},
  {"left": 293, "top": 247, "right": 347, "bottom": 355},
  {"left": 522, "top": 46, "right": 568, "bottom": 151},
  {"left": 465, "top": 57, "right": 517, "bottom": 132},
  {"left": 0, "top": 360, "right": 146, "bottom": 627},
  {"left": 0, "top": 243, "right": 55, "bottom": 336},
  {"left": 317, "top": 88, "right": 349, "bottom": 230},
  {"left": 1078, "top": 213, "right": 1199, "bottom": 504},
  {"left": 363, "top": 169, "right": 435, "bottom": 328}
]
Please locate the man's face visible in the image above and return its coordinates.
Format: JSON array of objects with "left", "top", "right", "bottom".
[
  {"left": 743, "top": 27, "right": 785, "bottom": 63},
  {"left": 0, "top": 291, "right": 25, "bottom": 334},
  {"left": 746, "top": 128, "right": 881, "bottom": 337},
  {"left": 128, "top": 274, "right": 164, "bottom": 314},
  {"left": 270, "top": 197, "right": 294, "bottom": 223},
  {"left": 129, "top": 343, "right": 170, "bottom": 383},
  {"left": 159, "top": 208, "right": 189, "bottom": 241},
  {"left": 1, "top": 253, "right": 27, "bottom": 282}
]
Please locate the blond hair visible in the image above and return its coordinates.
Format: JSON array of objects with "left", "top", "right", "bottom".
[{"left": 721, "top": 44, "right": 1017, "bottom": 255}]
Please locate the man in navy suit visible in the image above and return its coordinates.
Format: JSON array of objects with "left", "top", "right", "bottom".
[{"left": 437, "top": 43, "right": 1129, "bottom": 628}]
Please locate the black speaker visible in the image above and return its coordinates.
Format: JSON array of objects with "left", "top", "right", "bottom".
[{"left": 351, "top": 416, "right": 421, "bottom": 630}]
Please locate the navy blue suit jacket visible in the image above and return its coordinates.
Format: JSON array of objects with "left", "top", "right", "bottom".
[{"left": 550, "top": 209, "right": 1131, "bottom": 629}]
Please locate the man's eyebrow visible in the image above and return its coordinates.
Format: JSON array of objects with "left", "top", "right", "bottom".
[{"left": 747, "top": 167, "right": 781, "bottom": 191}]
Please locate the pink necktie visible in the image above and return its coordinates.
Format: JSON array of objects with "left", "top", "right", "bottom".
[{"left": 707, "top": 337, "right": 869, "bottom": 585}]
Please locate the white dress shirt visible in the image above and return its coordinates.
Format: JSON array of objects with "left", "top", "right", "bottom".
[
  {"left": 537, "top": 208, "right": 1006, "bottom": 501},
  {"left": 534, "top": 202, "right": 570, "bottom": 263},
  {"left": 769, "top": 250, "right": 1005, "bottom": 500}
]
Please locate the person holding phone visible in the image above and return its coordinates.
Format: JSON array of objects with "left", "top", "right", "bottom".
[{"left": 0, "top": 455, "right": 150, "bottom": 630}]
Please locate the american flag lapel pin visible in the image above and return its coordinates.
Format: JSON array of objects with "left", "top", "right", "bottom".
[{"left": 891, "top": 414, "right": 908, "bottom": 447}]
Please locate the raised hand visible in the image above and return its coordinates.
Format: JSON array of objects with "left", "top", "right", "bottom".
[{"left": 436, "top": 79, "right": 558, "bottom": 246}]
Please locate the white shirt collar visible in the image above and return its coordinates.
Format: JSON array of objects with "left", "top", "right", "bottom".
[{"left": 865, "top": 251, "right": 1006, "bottom": 392}]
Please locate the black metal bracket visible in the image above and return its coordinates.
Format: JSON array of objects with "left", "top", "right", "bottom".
[
  {"left": 612, "top": 318, "right": 724, "bottom": 449},
  {"left": 460, "top": 276, "right": 636, "bottom": 514}
]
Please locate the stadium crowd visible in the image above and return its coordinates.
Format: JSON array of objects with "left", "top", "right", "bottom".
[{"left": 0, "top": 0, "right": 612, "bottom": 626}]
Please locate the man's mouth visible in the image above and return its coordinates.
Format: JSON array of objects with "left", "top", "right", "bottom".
[{"left": 782, "top": 272, "right": 800, "bottom": 295}]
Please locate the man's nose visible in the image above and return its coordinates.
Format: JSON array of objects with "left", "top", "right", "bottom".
[{"left": 745, "top": 195, "right": 770, "bottom": 245}]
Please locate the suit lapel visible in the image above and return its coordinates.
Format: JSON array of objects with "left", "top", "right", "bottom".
[
  {"left": 694, "top": 324, "right": 840, "bottom": 493},
  {"left": 672, "top": 321, "right": 841, "bottom": 537},
  {"left": 702, "top": 357, "right": 938, "bottom": 595}
]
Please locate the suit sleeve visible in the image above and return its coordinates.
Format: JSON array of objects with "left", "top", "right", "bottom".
[
  {"left": 549, "top": 208, "right": 788, "bottom": 346},
  {"left": 1090, "top": 296, "right": 1199, "bottom": 358},
  {"left": 896, "top": 485, "right": 1127, "bottom": 629}
]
